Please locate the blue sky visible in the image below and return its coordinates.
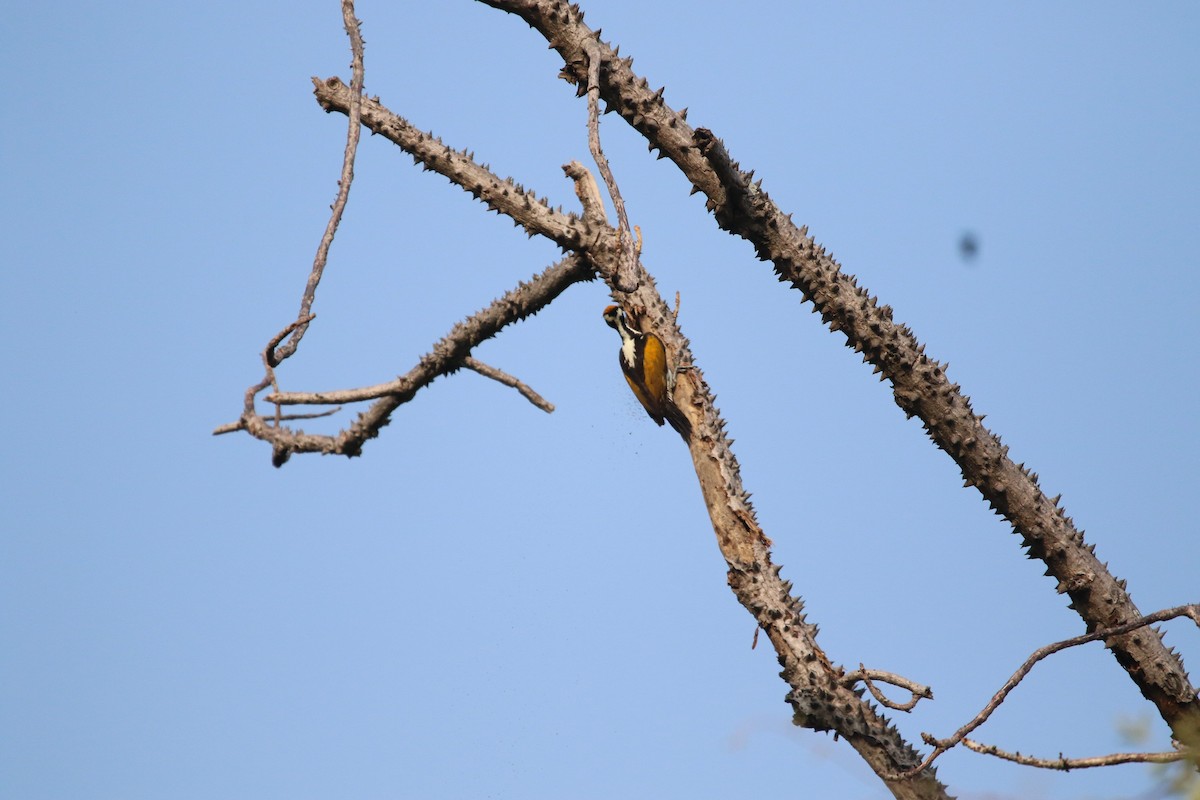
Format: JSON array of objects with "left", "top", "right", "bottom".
[{"left": 2, "top": 2, "right": 1198, "bottom": 798}]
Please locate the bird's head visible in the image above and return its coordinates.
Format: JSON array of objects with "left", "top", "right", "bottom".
[{"left": 602, "top": 304, "right": 623, "bottom": 331}]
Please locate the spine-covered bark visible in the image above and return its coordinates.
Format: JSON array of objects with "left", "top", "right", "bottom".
[
  {"left": 315, "top": 77, "right": 594, "bottom": 253},
  {"left": 592, "top": 235, "right": 951, "bottom": 800},
  {"left": 477, "top": 0, "right": 1199, "bottom": 753},
  {"left": 242, "top": 254, "right": 593, "bottom": 457}
]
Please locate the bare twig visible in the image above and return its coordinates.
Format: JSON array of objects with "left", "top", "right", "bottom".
[
  {"left": 261, "top": 313, "right": 317, "bottom": 426},
  {"left": 842, "top": 664, "right": 933, "bottom": 712},
  {"left": 896, "top": 604, "right": 1200, "bottom": 779},
  {"left": 234, "top": 4, "right": 944, "bottom": 795},
  {"left": 231, "top": 1, "right": 366, "bottom": 460},
  {"left": 583, "top": 40, "right": 636, "bottom": 293},
  {"left": 212, "top": 402, "right": 340, "bottom": 434},
  {"left": 271, "top": 2, "right": 364, "bottom": 367},
  {"left": 463, "top": 357, "right": 555, "bottom": 412},
  {"left": 264, "top": 314, "right": 316, "bottom": 371},
  {"left": 275, "top": 407, "right": 343, "bottom": 422},
  {"left": 263, "top": 255, "right": 587, "bottom": 408},
  {"left": 959, "top": 737, "right": 1189, "bottom": 769}
]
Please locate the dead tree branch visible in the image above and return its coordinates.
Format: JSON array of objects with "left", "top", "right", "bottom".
[
  {"left": 223, "top": 254, "right": 593, "bottom": 456},
  {"left": 959, "top": 737, "right": 1189, "bottom": 770},
  {"left": 314, "top": 41, "right": 946, "bottom": 800},
  {"left": 313, "top": 78, "right": 597, "bottom": 255},
  {"left": 462, "top": 357, "right": 555, "bottom": 413},
  {"left": 842, "top": 665, "right": 934, "bottom": 713},
  {"left": 583, "top": 39, "right": 637, "bottom": 292},
  {"left": 308, "top": 22, "right": 951, "bottom": 800},
  {"left": 475, "top": 0, "right": 1200, "bottom": 755},
  {"left": 272, "top": 3, "right": 365, "bottom": 367},
  {"left": 221, "top": 4, "right": 1193, "bottom": 798},
  {"left": 897, "top": 604, "right": 1200, "bottom": 778}
]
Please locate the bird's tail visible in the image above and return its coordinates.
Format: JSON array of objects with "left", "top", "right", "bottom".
[{"left": 665, "top": 404, "right": 692, "bottom": 441}]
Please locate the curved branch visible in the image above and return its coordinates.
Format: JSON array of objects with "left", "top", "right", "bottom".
[
  {"left": 272, "top": 2, "right": 365, "bottom": 366},
  {"left": 582, "top": 40, "right": 636, "bottom": 292},
  {"left": 901, "top": 604, "right": 1200, "bottom": 778},
  {"left": 842, "top": 666, "right": 934, "bottom": 713}
]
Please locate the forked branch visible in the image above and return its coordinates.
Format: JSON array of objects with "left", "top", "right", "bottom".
[
  {"left": 896, "top": 604, "right": 1200, "bottom": 778},
  {"left": 226, "top": 253, "right": 593, "bottom": 457},
  {"left": 219, "top": 4, "right": 1195, "bottom": 798},
  {"left": 310, "top": 18, "right": 945, "bottom": 799},
  {"left": 475, "top": 0, "right": 1200, "bottom": 754}
]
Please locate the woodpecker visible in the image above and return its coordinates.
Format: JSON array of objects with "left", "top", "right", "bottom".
[{"left": 602, "top": 305, "right": 691, "bottom": 439}]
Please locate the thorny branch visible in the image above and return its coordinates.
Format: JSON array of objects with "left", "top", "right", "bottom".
[
  {"left": 212, "top": 405, "right": 341, "bottom": 436},
  {"left": 299, "top": 16, "right": 947, "bottom": 800},
  {"left": 226, "top": 253, "right": 592, "bottom": 458},
  {"left": 219, "top": 2, "right": 601, "bottom": 459},
  {"left": 219, "top": 2, "right": 1198, "bottom": 797},
  {"left": 311, "top": 78, "right": 595, "bottom": 252},
  {"left": 476, "top": 0, "right": 1199, "bottom": 763},
  {"left": 218, "top": 5, "right": 610, "bottom": 453}
]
